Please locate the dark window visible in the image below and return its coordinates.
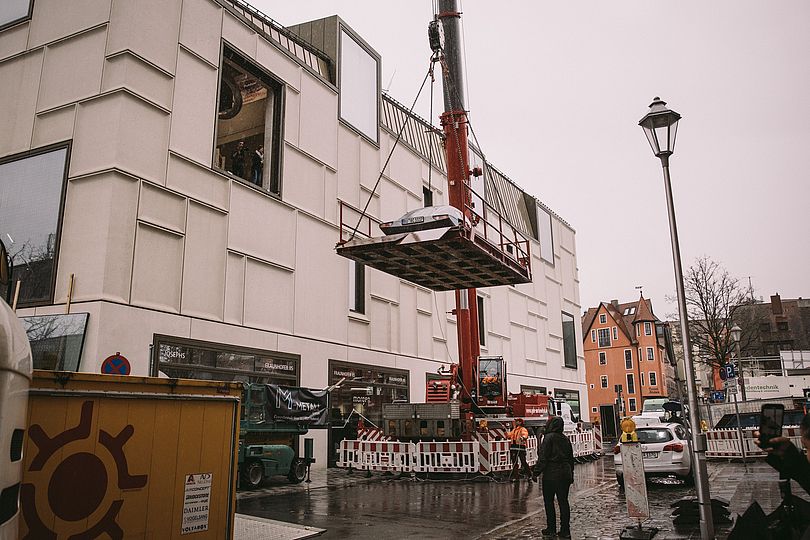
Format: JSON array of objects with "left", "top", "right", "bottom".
[
  {"left": 0, "top": 146, "right": 69, "bottom": 306},
  {"left": 349, "top": 260, "right": 365, "bottom": 314},
  {"left": 649, "top": 372, "right": 657, "bottom": 386},
  {"left": 760, "top": 322, "right": 771, "bottom": 333},
  {"left": 599, "top": 313, "right": 606, "bottom": 324},
  {"left": 778, "top": 321, "right": 789, "bottom": 332},
  {"left": 628, "top": 398, "right": 637, "bottom": 412},
  {"left": 624, "top": 350, "right": 632, "bottom": 369},
  {"left": 0, "top": 0, "right": 32, "bottom": 31},
  {"left": 423, "top": 186, "right": 433, "bottom": 207},
  {"left": 647, "top": 347, "right": 655, "bottom": 361},
  {"left": 215, "top": 46, "right": 284, "bottom": 195},
  {"left": 520, "top": 385, "right": 548, "bottom": 395},
  {"left": 644, "top": 322, "right": 652, "bottom": 336},
  {"left": 599, "top": 351, "right": 607, "bottom": 365},
  {"left": 640, "top": 372, "right": 645, "bottom": 386},
  {"left": 554, "top": 388, "right": 580, "bottom": 419},
  {"left": 597, "top": 328, "right": 611, "bottom": 347},
  {"left": 562, "top": 311, "right": 577, "bottom": 368},
  {"left": 636, "top": 428, "right": 673, "bottom": 443},
  {"left": 626, "top": 373, "right": 635, "bottom": 394},
  {"left": 600, "top": 375, "right": 608, "bottom": 388},
  {"left": 477, "top": 295, "right": 486, "bottom": 346},
  {"left": 612, "top": 326, "right": 618, "bottom": 340}
]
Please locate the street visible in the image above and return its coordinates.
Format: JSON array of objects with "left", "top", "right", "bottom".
[{"left": 236, "top": 457, "right": 787, "bottom": 539}]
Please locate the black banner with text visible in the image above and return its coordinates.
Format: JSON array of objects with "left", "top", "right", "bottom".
[{"left": 265, "top": 384, "right": 329, "bottom": 426}]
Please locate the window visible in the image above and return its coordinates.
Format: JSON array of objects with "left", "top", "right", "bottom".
[
  {"left": 0, "top": 0, "right": 31, "bottom": 29},
  {"left": 591, "top": 407, "right": 598, "bottom": 413},
  {"left": 599, "top": 313, "right": 607, "bottom": 324},
  {"left": 638, "top": 347, "right": 642, "bottom": 362},
  {"left": 600, "top": 375, "right": 608, "bottom": 388},
  {"left": 640, "top": 372, "right": 646, "bottom": 386},
  {"left": 423, "top": 186, "right": 433, "bottom": 207},
  {"left": 21, "top": 313, "right": 88, "bottom": 371},
  {"left": 612, "top": 326, "right": 618, "bottom": 340},
  {"left": 0, "top": 146, "right": 69, "bottom": 306},
  {"left": 477, "top": 295, "right": 486, "bottom": 347},
  {"left": 348, "top": 260, "right": 365, "bottom": 313},
  {"left": 536, "top": 203, "right": 554, "bottom": 264},
  {"left": 647, "top": 347, "right": 655, "bottom": 361},
  {"left": 624, "top": 350, "right": 632, "bottom": 370},
  {"left": 520, "top": 385, "right": 548, "bottom": 396},
  {"left": 626, "top": 373, "right": 635, "bottom": 394},
  {"left": 597, "top": 328, "right": 611, "bottom": 347},
  {"left": 649, "top": 372, "right": 657, "bottom": 386},
  {"left": 623, "top": 306, "right": 636, "bottom": 316},
  {"left": 589, "top": 384, "right": 595, "bottom": 389},
  {"left": 644, "top": 322, "right": 652, "bottom": 336},
  {"left": 215, "top": 46, "right": 284, "bottom": 195},
  {"left": 554, "top": 389, "right": 581, "bottom": 419},
  {"left": 591, "top": 329, "right": 596, "bottom": 343},
  {"left": 629, "top": 398, "right": 637, "bottom": 412},
  {"left": 339, "top": 29, "right": 379, "bottom": 141},
  {"left": 599, "top": 351, "right": 607, "bottom": 365},
  {"left": 562, "top": 312, "right": 577, "bottom": 368},
  {"left": 778, "top": 321, "right": 789, "bottom": 332},
  {"left": 760, "top": 322, "right": 771, "bottom": 333}
]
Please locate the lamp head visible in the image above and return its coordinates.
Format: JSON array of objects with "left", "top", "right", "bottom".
[{"left": 639, "top": 97, "right": 681, "bottom": 158}]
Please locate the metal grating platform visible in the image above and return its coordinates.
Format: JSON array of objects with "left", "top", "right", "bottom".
[
  {"left": 234, "top": 514, "right": 325, "bottom": 539},
  {"left": 336, "top": 226, "right": 531, "bottom": 291}
]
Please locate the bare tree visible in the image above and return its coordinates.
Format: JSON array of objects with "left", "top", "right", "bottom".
[{"left": 680, "top": 256, "right": 762, "bottom": 370}]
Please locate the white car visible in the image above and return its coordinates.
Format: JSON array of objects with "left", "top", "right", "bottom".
[
  {"left": 613, "top": 423, "right": 692, "bottom": 487},
  {"left": 379, "top": 205, "right": 465, "bottom": 235}
]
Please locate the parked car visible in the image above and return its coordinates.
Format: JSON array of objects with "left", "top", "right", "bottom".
[
  {"left": 613, "top": 423, "right": 692, "bottom": 487},
  {"left": 379, "top": 205, "right": 465, "bottom": 235}
]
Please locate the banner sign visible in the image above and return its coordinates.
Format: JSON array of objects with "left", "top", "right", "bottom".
[{"left": 265, "top": 384, "right": 329, "bottom": 426}]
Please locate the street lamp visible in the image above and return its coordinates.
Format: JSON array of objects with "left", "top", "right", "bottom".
[
  {"left": 639, "top": 97, "right": 715, "bottom": 539},
  {"left": 730, "top": 324, "right": 747, "bottom": 401}
]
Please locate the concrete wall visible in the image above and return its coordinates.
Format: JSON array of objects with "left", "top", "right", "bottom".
[{"left": 2, "top": 0, "right": 586, "bottom": 465}]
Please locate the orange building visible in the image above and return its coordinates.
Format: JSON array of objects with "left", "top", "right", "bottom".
[{"left": 582, "top": 296, "right": 670, "bottom": 436}]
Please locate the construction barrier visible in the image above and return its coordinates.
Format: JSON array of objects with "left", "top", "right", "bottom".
[
  {"left": 414, "top": 441, "right": 478, "bottom": 473},
  {"left": 593, "top": 425, "right": 604, "bottom": 455},
  {"left": 526, "top": 435, "right": 539, "bottom": 466},
  {"left": 337, "top": 439, "right": 363, "bottom": 469},
  {"left": 357, "top": 427, "right": 391, "bottom": 441},
  {"left": 359, "top": 441, "right": 417, "bottom": 472},
  {"left": 705, "top": 427, "right": 803, "bottom": 459},
  {"left": 565, "top": 430, "right": 597, "bottom": 459}
]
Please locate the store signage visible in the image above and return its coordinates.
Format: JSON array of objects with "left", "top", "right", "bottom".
[
  {"left": 332, "top": 369, "right": 357, "bottom": 379},
  {"left": 265, "top": 384, "right": 329, "bottom": 426},
  {"left": 181, "top": 473, "right": 212, "bottom": 535},
  {"left": 256, "top": 359, "right": 297, "bottom": 376},
  {"left": 387, "top": 375, "right": 407, "bottom": 386}
]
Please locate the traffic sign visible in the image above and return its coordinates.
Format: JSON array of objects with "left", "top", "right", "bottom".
[
  {"left": 726, "top": 385, "right": 738, "bottom": 394},
  {"left": 720, "top": 364, "right": 736, "bottom": 380},
  {"left": 101, "top": 352, "right": 131, "bottom": 375}
]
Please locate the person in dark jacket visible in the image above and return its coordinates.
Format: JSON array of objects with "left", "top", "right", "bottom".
[
  {"left": 537, "top": 416, "right": 574, "bottom": 538},
  {"left": 755, "top": 413, "right": 810, "bottom": 495}
]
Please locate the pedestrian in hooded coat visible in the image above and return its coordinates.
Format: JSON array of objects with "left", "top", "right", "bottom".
[{"left": 537, "top": 416, "right": 574, "bottom": 538}]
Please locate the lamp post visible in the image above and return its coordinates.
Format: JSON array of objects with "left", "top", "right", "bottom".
[
  {"left": 639, "top": 97, "right": 715, "bottom": 539},
  {"left": 730, "top": 324, "right": 747, "bottom": 401}
]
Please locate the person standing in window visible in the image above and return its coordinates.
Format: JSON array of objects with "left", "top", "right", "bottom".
[
  {"left": 251, "top": 145, "right": 264, "bottom": 186},
  {"left": 231, "top": 141, "right": 247, "bottom": 179}
]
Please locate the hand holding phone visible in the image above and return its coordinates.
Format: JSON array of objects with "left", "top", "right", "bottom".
[{"left": 759, "top": 404, "right": 785, "bottom": 448}]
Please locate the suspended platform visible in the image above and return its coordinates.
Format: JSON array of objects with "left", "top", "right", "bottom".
[{"left": 336, "top": 202, "right": 532, "bottom": 291}]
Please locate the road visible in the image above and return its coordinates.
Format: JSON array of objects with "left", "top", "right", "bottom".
[{"left": 236, "top": 457, "right": 785, "bottom": 539}]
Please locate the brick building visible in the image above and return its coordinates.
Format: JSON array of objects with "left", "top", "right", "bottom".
[{"left": 582, "top": 296, "right": 671, "bottom": 434}]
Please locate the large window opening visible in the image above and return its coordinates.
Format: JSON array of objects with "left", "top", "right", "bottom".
[
  {"left": 349, "top": 260, "right": 365, "bottom": 314},
  {"left": 477, "top": 295, "right": 486, "bottom": 347},
  {"left": 0, "top": 0, "right": 32, "bottom": 30},
  {"left": 562, "top": 311, "right": 577, "bottom": 368},
  {"left": 0, "top": 146, "right": 69, "bottom": 306},
  {"left": 215, "top": 46, "right": 284, "bottom": 195}
]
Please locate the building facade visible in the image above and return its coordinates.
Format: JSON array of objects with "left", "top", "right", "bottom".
[
  {"left": 582, "top": 297, "right": 671, "bottom": 434},
  {"left": 0, "top": 0, "right": 586, "bottom": 466}
]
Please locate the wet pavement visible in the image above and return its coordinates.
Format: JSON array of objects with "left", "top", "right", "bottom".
[{"left": 236, "top": 457, "right": 788, "bottom": 539}]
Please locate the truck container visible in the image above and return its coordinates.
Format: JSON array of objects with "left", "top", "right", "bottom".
[{"left": 19, "top": 371, "right": 240, "bottom": 539}]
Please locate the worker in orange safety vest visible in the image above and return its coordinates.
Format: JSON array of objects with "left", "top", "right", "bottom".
[{"left": 508, "top": 418, "right": 536, "bottom": 482}]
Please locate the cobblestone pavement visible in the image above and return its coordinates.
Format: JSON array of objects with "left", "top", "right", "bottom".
[
  {"left": 480, "top": 458, "right": 785, "bottom": 540},
  {"left": 237, "top": 457, "right": 788, "bottom": 539}
]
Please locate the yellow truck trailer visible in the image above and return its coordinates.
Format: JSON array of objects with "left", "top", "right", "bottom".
[{"left": 19, "top": 370, "right": 241, "bottom": 539}]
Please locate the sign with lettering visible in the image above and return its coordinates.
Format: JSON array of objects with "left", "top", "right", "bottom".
[
  {"left": 255, "top": 357, "right": 297, "bottom": 377},
  {"left": 181, "top": 473, "right": 212, "bottom": 535},
  {"left": 265, "top": 384, "right": 329, "bottom": 426}
]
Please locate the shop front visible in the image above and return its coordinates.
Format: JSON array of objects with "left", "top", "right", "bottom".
[
  {"left": 554, "top": 388, "right": 581, "bottom": 421},
  {"left": 328, "top": 360, "right": 409, "bottom": 467},
  {"left": 152, "top": 335, "right": 299, "bottom": 386}
]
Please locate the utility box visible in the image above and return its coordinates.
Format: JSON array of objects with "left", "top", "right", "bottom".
[{"left": 19, "top": 371, "right": 240, "bottom": 539}]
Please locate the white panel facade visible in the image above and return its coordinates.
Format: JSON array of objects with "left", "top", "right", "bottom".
[{"left": 1, "top": 0, "right": 586, "bottom": 468}]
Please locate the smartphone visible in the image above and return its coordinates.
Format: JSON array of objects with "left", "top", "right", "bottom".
[{"left": 759, "top": 404, "right": 785, "bottom": 448}]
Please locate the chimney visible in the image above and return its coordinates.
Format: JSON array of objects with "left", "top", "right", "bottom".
[
  {"left": 611, "top": 299, "right": 619, "bottom": 308},
  {"left": 771, "top": 293, "right": 783, "bottom": 315}
]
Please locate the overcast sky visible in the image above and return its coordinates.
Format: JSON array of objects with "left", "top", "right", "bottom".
[{"left": 259, "top": 1, "right": 810, "bottom": 318}]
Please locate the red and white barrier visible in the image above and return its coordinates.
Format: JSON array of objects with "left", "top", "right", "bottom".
[
  {"left": 564, "top": 430, "right": 597, "bottom": 458},
  {"left": 593, "top": 425, "right": 603, "bottom": 455},
  {"left": 359, "top": 441, "right": 417, "bottom": 472},
  {"left": 337, "top": 439, "right": 362, "bottom": 469},
  {"left": 705, "top": 427, "right": 803, "bottom": 459},
  {"left": 357, "top": 427, "right": 391, "bottom": 441},
  {"left": 414, "top": 441, "right": 478, "bottom": 473}
]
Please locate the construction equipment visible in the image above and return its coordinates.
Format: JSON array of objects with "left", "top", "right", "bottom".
[
  {"left": 334, "top": 2, "right": 600, "bottom": 476},
  {"left": 237, "top": 383, "right": 327, "bottom": 488}
]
